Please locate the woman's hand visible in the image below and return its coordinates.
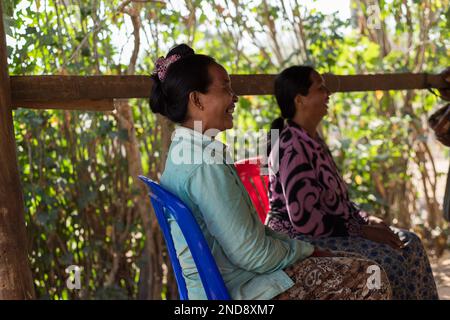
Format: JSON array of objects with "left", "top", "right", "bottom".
[
  {"left": 368, "top": 215, "right": 389, "bottom": 228},
  {"left": 310, "top": 248, "right": 335, "bottom": 257},
  {"left": 361, "top": 224, "right": 405, "bottom": 250}
]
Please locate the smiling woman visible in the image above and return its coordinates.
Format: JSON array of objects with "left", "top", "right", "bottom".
[
  {"left": 185, "top": 63, "right": 238, "bottom": 133},
  {"left": 266, "top": 65, "right": 439, "bottom": 300},
  {"left": 149, "top": 44, "right": 238, "bottom": 135}
]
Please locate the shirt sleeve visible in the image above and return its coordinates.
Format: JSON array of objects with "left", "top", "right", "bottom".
[
  {"left": 185, "top": 163, "right": 314, "bottom": 274},
  {"left": 264, "top": 225, "right": 292, "bottom": 241},
  {"left": 278, "top": 145, "right": 363, "bottom": 237}
]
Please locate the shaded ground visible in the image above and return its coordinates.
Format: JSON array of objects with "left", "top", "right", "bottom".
[
  {"left": 428, "top": 143, "right": 449, "bottom": 300},
  {"left": 431, "top": 250, "right": 450, "bottom": 300}
]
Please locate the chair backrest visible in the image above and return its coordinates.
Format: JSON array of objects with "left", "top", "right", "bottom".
[
  {"left": 234, "top": 157, "right": 269, "bottom": 223},
  {"left": 138, "top": 175, "right": 231, "bottom": 300}
]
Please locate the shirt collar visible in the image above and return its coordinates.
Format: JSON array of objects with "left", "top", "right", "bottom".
[
  {"left": 173, "top": 126, "right": 230, "bottom": 163},
  {"left": 286, "top": 120, "right": 324, "bottom": 149},
  {"left": 173, "top": 125, "right": 223, "bottom": 146}
]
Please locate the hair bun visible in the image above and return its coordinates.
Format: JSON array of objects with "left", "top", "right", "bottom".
[
  {"left": 166, "top": 44, "right": 195, "bottom": 59},
  {"left": 149, "top": 74, "right": 168, "bottom": 116}
]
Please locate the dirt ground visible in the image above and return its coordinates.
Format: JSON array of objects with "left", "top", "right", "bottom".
[
  {"left": 422, "top": 140, "right": 449, "bottom": 299},
  {"left": 431, "top": 249, "right": 450, "bottom": 300}
]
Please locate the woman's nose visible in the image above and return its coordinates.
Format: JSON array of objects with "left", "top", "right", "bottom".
[{"left": 233, "top": 93, "right": 238, "bottom": 102}]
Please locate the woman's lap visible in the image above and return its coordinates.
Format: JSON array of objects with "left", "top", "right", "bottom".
[
  {"left": 273, "top": 256, "right": 391, "bottom": 300},
  {"left": 268, "top": 218, "right": 438, "bottom": 299}
]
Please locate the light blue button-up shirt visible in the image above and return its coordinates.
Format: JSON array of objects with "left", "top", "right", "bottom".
[{"left": 160, "top": 127, "right": 315, "bottom": 300}]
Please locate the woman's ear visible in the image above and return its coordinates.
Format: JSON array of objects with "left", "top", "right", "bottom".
[
  {"left": 294, "top": 94, "right": 304, "bottom": 109},
  {"left": 189, "top": 91, "right": 203, "bottom": 110}
]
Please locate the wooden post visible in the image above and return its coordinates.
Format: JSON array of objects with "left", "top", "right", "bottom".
[{"left": 0, "top": 2, "right": 35, "bottom": 299}]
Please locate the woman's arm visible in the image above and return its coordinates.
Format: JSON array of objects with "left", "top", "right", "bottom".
[{"left": 186, "top": 163, "right": 315, "bottom": 274}]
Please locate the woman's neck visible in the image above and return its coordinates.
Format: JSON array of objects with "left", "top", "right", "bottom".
[
  {"left": 180, "top": 121, "right": 217, "bottom": 139},
  {"left": 182, "top": 119, "right": 204, "bottom": 134},
  {"left": 291, "top": 115, "right": 319, "bottom": 139}
]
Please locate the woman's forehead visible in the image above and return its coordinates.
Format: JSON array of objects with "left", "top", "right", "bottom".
[
  {"left": 311, "top": 71, "right": 324, "bottom": 84},
  {"left": 209, "top": 64, "right": 230, "bottom": 83}
]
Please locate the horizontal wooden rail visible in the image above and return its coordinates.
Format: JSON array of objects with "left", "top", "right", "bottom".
[
  {"left": 15, "top": 99, "right": 114, "bottom": 111},
  {"left": 10, "top": 73, "right": 450, "bottom": 111}
]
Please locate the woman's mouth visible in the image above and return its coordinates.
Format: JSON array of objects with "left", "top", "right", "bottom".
[{"left": 226, "top": 105, "right": 235, "bottom": 114}]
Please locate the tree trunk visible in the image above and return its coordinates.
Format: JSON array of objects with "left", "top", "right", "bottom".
[{"left": 114, "top": 3, "right": 165, "bottom": 299}]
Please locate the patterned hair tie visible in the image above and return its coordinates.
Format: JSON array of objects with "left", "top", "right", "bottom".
[{"left": 152, "top": 54, "right": 181, "bottom": 82}]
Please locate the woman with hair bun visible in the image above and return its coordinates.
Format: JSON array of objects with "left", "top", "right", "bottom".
[{"left": 149, "top": 45, "right": 391, "bottom": 300}]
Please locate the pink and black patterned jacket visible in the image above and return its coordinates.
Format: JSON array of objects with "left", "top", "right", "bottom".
[{"left": 268, "top": 121, "right": 368, "bottom": 238}]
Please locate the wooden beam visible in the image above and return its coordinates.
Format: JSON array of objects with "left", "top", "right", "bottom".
[
  {"left": 12, "top": 99, "right": 114, "bottom": 111},
  {"left": 233, "top": 73, "right": 449, "bottom": 95},
  {"left": 0, "top": 2, "right": 35, "bottom": 299},
  {"left": 9, "top": 72, "right": 449, "bottom": 111},
  {"left": 11, "top": 75, "right": 150, "bottom": 102},
  {"left": 322, "top": 73, "right": 449, "bottom": 93}
]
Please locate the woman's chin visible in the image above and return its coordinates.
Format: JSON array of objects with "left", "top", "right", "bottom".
[
  {"left": 225, "top": 122, "right": 234, "bottom": 130},
  {"left": 224, "top": 117, "right": 234, "bottom": 130}
]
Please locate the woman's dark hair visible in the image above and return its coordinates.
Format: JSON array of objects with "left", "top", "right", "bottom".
[
  {"left": 270, "top": 65, "right": 315, "bottom": 131},
  {"left": 267, "top": 65, "right": 315, "bottom": 156},
  {"left": 149, "top": 44, "right": 217, "bottom": 123}
]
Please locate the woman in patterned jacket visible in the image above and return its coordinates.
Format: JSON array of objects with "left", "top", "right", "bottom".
[{"left": 266, "top": 65, "right": 438, "bottom": 300}]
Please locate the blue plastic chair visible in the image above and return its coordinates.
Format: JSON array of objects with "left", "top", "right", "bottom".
[{"left": 138, "top": 175, "right": 231, "bottom": 300}]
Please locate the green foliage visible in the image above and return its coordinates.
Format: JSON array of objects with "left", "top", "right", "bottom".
[{"left": 5, "top": 0, "right": 450, "bottom": 299}]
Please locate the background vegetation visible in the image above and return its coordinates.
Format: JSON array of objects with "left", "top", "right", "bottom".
[{"left": 3, "top": 0, "right": 450, "bottom": 299}]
